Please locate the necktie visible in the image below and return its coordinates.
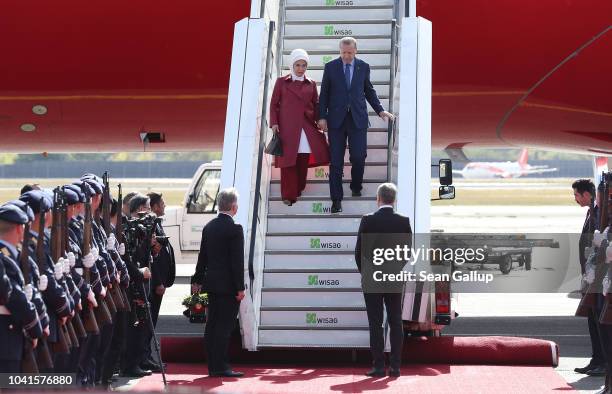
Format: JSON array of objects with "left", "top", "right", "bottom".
[{"left": 345, "top": 63, "right": 351, "bottom": 89}]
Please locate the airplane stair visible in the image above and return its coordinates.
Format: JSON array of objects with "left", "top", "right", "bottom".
[{"left": 257, "top": 0, "right": 398, "bottom": 348}]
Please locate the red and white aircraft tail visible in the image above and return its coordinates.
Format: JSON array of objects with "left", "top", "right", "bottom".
[{"left": 452, "top": 149, "right": 558, "bottom": 179}]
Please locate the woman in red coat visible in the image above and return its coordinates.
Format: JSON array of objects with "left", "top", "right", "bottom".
[{"left": 269, "top": 48, "right": 330, "bottom": 205}]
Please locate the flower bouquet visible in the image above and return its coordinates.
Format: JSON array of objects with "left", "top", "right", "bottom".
[{"left": 182, "top": 292, "right": 208, "bottom": 323}]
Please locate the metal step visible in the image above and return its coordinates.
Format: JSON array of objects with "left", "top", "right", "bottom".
[
  {"left": 286, "top": 8, "right": 393, "bottom": 23},
  {"left": 286, "top": 0, "right": 394, "bottom": 7},
  {"left": 267, "top": 215, "right": 363, "bottom": 233},
  {"left": 284, "top": 37, "right": 391, "bottom": 52},
  {"left": 284, "top": 23, "right": 392, "bottom": 38},
  {"left": 263, "top": 251, "right": 359, "bottom": 270},
  {"left": 264, "top": 272, "right": 361, "bottom": 288},
  {"left": 270, "top": 163, "right": 387, "bottom": 181},
  {"left": 269, "top": 181, "right": 380, "bottom": 199},
  {"left": 260, "top": 309, "right": 367, "bottom": 328},
  {"left": 261, "top": 289, "right": 365, "bottom": 307},
  {"left": 258, "top": 329, "right": 369, "bottom": 348},
  {"left": 282, "top": 53, "right": 390, "bottom": 68},
  {"left": 268, "top": 198, "right": 377, "bottom": 215},
  {"left": 266, "top": 234, "right": 358, "bottom": 250}
]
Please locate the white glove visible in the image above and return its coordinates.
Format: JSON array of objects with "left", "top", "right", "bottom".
[
  {"left": 100, "top": 286, "right": 107, "bottom": 298},
  {"left": 54, "top": 260, "right": 65, "bottom": 280},
  {"left": 67, "top": 252, "right": 76, "bottom": 268},
  {"left": 91, "top": 247, "right": 99, "bottom": 261},
  {"left": 607, "top": 245, "right": 612, "bottom": 263},
  {"left": 593, "top": 230, "right": 605, "bottom": 247},
  {"left": 604, "top": 275, "right": 611, "bottom": 296},
  {"left": 106, "top": 234, "right": 116, "bottom": 251},
  {"left": 82, "top": 253, "right": 95, "bottom": 269},
  {"left": 24, "top": 284, "right": 34, "bottom": 301},
  {"left": 140, "top": 267, "right": 151, "bottom": 280},
  {"left": 62, "top": 259, "right": 70, "bottom": 275},
  {"left": 118, "top": 243, "right": 126, "bottom": 256},
  {"left": 585, "top": 267, "right": 596, "bottom": 285},
  {"left": 87, "top": 289, "right": 98, "bottom": 308},
  {"left": 38, "top": 275, "right": 48, "bottom": 291}
]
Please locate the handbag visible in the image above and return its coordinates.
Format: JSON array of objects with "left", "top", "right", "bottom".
[{"left": 265, "top": 132, "right": 283, "bottom": 156}]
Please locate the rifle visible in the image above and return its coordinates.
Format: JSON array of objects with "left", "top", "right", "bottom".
[
  {"left": 576, "top": 174, "right": 610, "bottom": 317},
  {"left": 58, "top": 189, "right": 87, "bottom": 340},
  {"left": 599, "top": 173, "right": 612, "bottom": 323},
  {"left": 19, "top": 211, "right": 39, "bottom": 373},
  {"left": 116, "top": 184, "right": 131, "bottom": 312},
  {"left": 83, "top": 185, "right": 113, "bottom": 327},
  {"left": 576, "top": 194, "right": 599, "bottom": 317},
  {"left": 32, "top": 200, "right": 55, "bottom": 369},
  {"left": 100, "top": 173, "right": 125, "bottom": 313},
  {"left": 50, "top": 190, "right": 73, "bottom": 354},
  {"left": 80, "top": 186, "right": 101, "bottom": 335}
]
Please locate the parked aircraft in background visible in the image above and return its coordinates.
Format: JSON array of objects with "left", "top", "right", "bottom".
[{"left": 452, "top": 149, "right": 558, "bottom": 179}]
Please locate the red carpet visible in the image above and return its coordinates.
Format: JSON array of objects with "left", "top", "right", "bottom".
[
  {"left": 133, "top": 363, "right": 576, "bottom": 393},
  {"left": 161, "top": 336, "right": 559, "bottom": 366}
]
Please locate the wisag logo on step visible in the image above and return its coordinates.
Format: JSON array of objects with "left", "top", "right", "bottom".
[
  {"left": 308, "top": 275, "right": 341, "bottom": 286},
  {"left": 306, "top": 312, "right": 339, "bottom": 325},
  {"left": 324, "top": 25, "right": 353, "bottom": 36},
  {"left": 326, "top": 0, "right": 354, "bottom": 6},
  {"left": 312, "top": 203, "right": 331, "bottom": 213},
  {"left": 310, "top": 238, "right": 341, "bottom": 249}
]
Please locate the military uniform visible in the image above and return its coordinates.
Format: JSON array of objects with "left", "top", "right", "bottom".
[
  {"left": 20, "top": 191, "right": 74, "bottom": 371},
  {"left": 0, "top": 204, "right": 43, "bottom": 373}
]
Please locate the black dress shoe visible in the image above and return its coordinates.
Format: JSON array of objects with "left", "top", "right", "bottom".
[
  {"left": 575, "top": 361, "right": 598, "bottom": 374},
  {"left": 587, "top": 365, "right": 607, "bottom": 376},
  {"left": 365, "top": 368, "right": 385, "bottom": 377},
  {"left": 121, "top": 367, "right": 153, "bottom": 377},
  {"left": 331, "top": 200, "right": 342, "bottom": 214},
  {"left": 351, "top": 190, "right": 362, "bottom": 197},
  {"left": 209, "top": 370, "right": 244, "bottom": 378},
  {"left": 388, "top": 368, "right": 401, "bottom": 377}
]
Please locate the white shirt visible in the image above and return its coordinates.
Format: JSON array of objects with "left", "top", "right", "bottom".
[
  {"left": 377, "top": 204, "right": 394, "bottom": 211},
  {"left": 291, "top": 73, "right": 312, "bottom": 154}
]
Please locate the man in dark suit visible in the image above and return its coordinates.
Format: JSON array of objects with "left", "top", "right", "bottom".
[
  {"left": 355, "top": 183, "right": 411, "bottom": 377},
  {"left": 319, "top": 37, "right": 394, "bottom": 214},
  {"left": 573, "top": 179, "right": 607, "bottom": 376},
  {"left": 191, "top": 188, "right": 245, "bottom": 378}
]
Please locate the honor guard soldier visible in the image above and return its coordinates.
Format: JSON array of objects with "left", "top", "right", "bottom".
[
  {"left": 64, "top": 182, "right": 103, "bottom": 387},
  {"left": 20, "top": 190, "right": 74, "bottom": 371},
  {"left": 5, "top": 200, "right": 51, "bottom": 347},
  {"left": 78, "top": 176, "right": 117, "bottom": 386},
  {"left": 0, "top": 203, "right": 44, "bottom": 373}
]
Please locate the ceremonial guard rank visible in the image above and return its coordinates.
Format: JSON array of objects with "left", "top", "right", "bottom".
[{"left": 0, "top": 204, "right": 43, "bottom": 373}]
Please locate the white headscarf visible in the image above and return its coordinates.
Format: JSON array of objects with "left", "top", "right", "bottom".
[{"left": 290, "top": 48, "right": 309, "bottom": 81}]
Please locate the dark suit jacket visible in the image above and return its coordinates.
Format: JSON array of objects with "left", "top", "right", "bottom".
[
  {"left": 152, "top": 222, "right": 176, "bottom": 289},
  {"left": 319, "top": 57, "right": 385, "bottom": 130},
  {"left": 579, "top": 205, "right": 598, "bottom": 274},
  {"left": 355, "top": 207, "right": 412, "bottom": 293},
  {"left": 191, "top": 214, "right": 245, "bottom": 295}
]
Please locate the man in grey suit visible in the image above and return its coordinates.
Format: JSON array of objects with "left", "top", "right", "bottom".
[{"left": 355, "top": 183, "right": 412, "bottom": 377}]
